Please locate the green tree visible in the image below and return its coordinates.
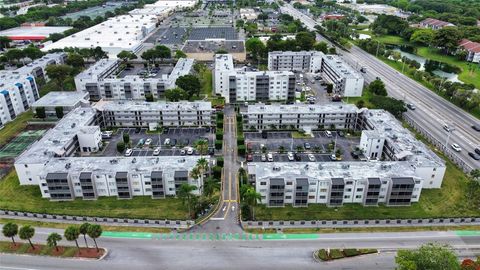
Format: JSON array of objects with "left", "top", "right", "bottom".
[
  {"left": 155, "top": 45, "right": 171, "bottom": 61},
  {"left": 396, "top": 243, "right": 460, "bottom": 270},
  {"left": 471, "top": 169, "right": 480, "bottom": 180},
  {"left": 243, "top": 186, "right": 261, "bottom": 220},
  {"left": 145, "top": 93, "right": 154, "bottom": 102},
  {"left": 314, "top": 41, "right": 328, "bottom": 53},
  {"left": 178, "top": 183, "right": 198, "bottom": 218},
  {"left": 2, "top": 222, "right": 18, "bottom": 245},
  {"left": 433, "top": 27, "right": 461, "bottom": 54},
  {"left": 87, "top": 224, "right": 102, "bottom": 252},
  {"left": 116, "top": 141, "right": 125, "bottom": 153},
  {"left": 295, "top": 31, "right": 316, "bottom": 51},
  {"left": 35, "top": 107, "right": 46, "bottom": 119},
  {"left": 367, "top": 78, "right": 387, "bottom": 96},
  {"left": 165, "top": 87, "right": 187, "bottom": 101},
  {"left": 410, "top": 29, "right": 434, "bottom": 46},
  {"left": 55, "top": 106, "right": 64, "bottom": 118},
  {"left": 370, "top": 96, "right": 407, "bottom": 118},
  {"left": 45, "top": 64, "right": 74, "bottom": 91},
  {"left": 66, "top": 53, "right": 85, "bottom": 68},
  {"left": 0, "top": 36, "right": 11, "bottom": 50},
  {"left": 203, "top": 177, "right": 220, "bottom": 197},
  {"left": 176, "top": 74, "right": 201, "bottom": 98},
  {"left": 79, "top": 223, "right": 91, "bottom": 248},
  {"left": 123, "top": 133, "right": 130, "bottom": 144},
  {"left": 47, "top": 232, "right": 62, "bottom": 252},
  {"left": 92, "top": 46, "right": 107, "bottom": 61},
  {"left": 5, "top": 48, "right": 25, "bottom": 64},
  {"left": 194, "top": 139, "right": 209, "bottom": 156},
  {"left": 64, "top": 225, "right": 80, "bottom": 251},
  {"left": 245, "top": 38, "right": 266, "bottom": 62},
  {"left": 23, "top": 46, "right": 44, "bottom": 60},
  {"left": 371, "top": 14, "right": 409, "bottom": 35},
  {"left": 174, "top": 50, "right": 187, "bottom": 59},
  {"left": 19, "top": 225, "right": 35, "bottom": 250},
  {"left": 117, "top": 50, "right": 137, "bottom": 62}
]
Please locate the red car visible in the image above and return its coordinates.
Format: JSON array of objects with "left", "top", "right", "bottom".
[{"left": 247, "top": 154, "right": 253, "bottom": 162}]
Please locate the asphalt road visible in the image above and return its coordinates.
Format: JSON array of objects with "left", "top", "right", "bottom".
[
  {"left": 280, "top": 3, "right": 480, "bottom": 171},
  {"left": 1, "top": 227, "right": 480, "bottom": 270}
]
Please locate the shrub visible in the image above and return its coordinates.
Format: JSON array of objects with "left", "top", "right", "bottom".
[
  {"left": 215, "top": 140, "right": 222, "bottom": 150},
  {"left": 237, "top": 136, "right": 245, "bottom": 145},
  {"left": 216, "top": 131, "right": 224, "bottom": 140},
  {"left": 216, "top": 157, "right": 224, "bottom": 167},
  {"left": 238, "top": 145, "right": 246, "bottom": 156},
  {"left": 212, "top": 166, "right": 222, "bottom": 179},
  {"left": 317, "top": 249, "right": 329, "bottom": 261},
  {"left": 123, "top": 133, "right": 130, "bottom": 144},
  {"left": 329, "top": 249, "right": 345, "bottom": 260},
  {"left": 116, "top": 142, "right": 125, "bottom": 153},
  {"left": 216, "top": 120, "right": 224, "bottom": 129},
  {"left": 343, "top": 249, "right": 360, "bottom": 257}
]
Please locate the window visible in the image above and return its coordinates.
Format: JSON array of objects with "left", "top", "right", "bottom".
[
  {"left": 344, "top": 195, "right": 350, "bottom": 199},
  {"left": 356, "top": 188, "right": 363, "bottom": 192},
  {"left": 355, "top": 195, "right": 362, "bottom": 199},
  {"left": 320, "top": 188, "right": 327, "bottom": 192},
  {"left": 431, "top": 174, "right": 435, "bottom": 178},
  {"left": 308, "top": 195, "right": 315, "bottom": 199},
  {"left": 260, "top": 182, "right": 266, "bottom": 186},
  {"left": 286, "top": 181, "right": 292, "bottom": 185},
  {"left": 285, "top": 196, "right": 291, "bottom": 199},
  {"left": 346, "top": 181, "right": 353, "bottom": 185}
]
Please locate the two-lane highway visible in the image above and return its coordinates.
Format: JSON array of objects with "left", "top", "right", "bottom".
[{"left": 280, "top": 3, "right": 480, "bottom": 171}]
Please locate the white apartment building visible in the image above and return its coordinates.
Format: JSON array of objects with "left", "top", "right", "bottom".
[
  {"left": 43, "top": 14, "right": 158, "bottom": 57},
  {"left": 249, "top": 161, "right": 423, "bottom": 207},
  {"left": 94, "top": 100, "right": 214, "bottom": 129},
  {"left": 213, "top": 54, "right": 295, "bottom": 103},
  {"left": 321, "top": 54, "right": 364, "bottom": 97},
  {"left": 359, "top": 109, "right": 446, "bottom": 189},
  {"left": 242, "top": 103, "right": 358, "bottom": 132},
  {"left": 0, "top": 53, "right": 66, "bottom": 127},
  {"left": 32, "top": 91, "right": 89, "bottom": 118},
  {"left": 75, "top": 58, "right": 194, "bottom": 100},
  {"left": 14, "top": 104, "right": 208, "bottom": 201},
  {"left": 268, "top": 51, "right": 323, "bottom": 73}
]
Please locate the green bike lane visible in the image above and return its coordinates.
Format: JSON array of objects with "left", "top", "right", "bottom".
[{"left": 102, "top": 231, "right": 480, "bottom": 241}]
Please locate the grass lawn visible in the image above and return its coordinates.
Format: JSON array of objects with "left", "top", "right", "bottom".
[
  {"left": 416, "top": 47, "right": 480, "bottom": 89},
  {"left": 0, "top": 111, "right": 33, "bottom": 147},
  {"left": 291, "top": 131, "right": 312, "bottom": 139},
  {"left": 199, "top": 68, "right": 213, "bottom": 98},
  {"left": 374, "top": 34, "right": 408, "bottom": 45},
  {"left": 254, "top": 147, "right": 479, "bottom": 221},
  {"left": 0, "top": 171, "right": 190, "bottom": 220},
  {"left": 0, "top": 218, "right": 172, "bottom": 233}
]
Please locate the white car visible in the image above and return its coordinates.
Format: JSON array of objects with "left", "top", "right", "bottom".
[
  {"left": 124, "top": 148, "right": 133, "bottom": 157},
  {"left": 267, "top": 153, "right": 274, "bottom": 162},
  {"left": 145, "top": 138, "right": 152, "bottom": 146},
  {"left": 187, "top": 147, "right": 194, "bottom": 155},
  {"left": 180, "top": 149, "right": 186, "bottom": 155},
  {"left": 330, "top": 154, "right": 337, "bottom": 161},
  {"left": 287, "top": 152, "right": 294, "bottom": 161},
  {"left": 153, "top": 147, "right": 160, "bottom": 156},
  {"left": 164, "top": 138, "right": 170, "bottom": 145},
  {"left": 325, "top": 130, "right": 332, "bottom": 137},
  {"left": 451, "top": 143, "right": 461, "bottom": 152},
  {"left": 308, "top": 154, "right": 315, "bottom": 162},
  {"left": 261, "top": 154, "right": 267, "bottom": 162}
]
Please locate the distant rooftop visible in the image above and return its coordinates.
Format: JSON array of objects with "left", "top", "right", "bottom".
[
  {"left": 245, "top": 103, "right": 358, "bottom": 115},
  {"left": 94, "top": 100, "right": 213, "bottom": 112},
  {"left": 322, "top": 54, "right": 362, "bottom": 80},
  {"left": 183, "top": 40, "right": 245, "bottom": 53},
  {"left": 32, "top": 91, "right": 89, "bottom": 108}
]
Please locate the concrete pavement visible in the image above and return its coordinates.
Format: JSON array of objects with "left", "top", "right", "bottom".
[{"left": 280, "top": 3, "right": 480, "bottom": 171}]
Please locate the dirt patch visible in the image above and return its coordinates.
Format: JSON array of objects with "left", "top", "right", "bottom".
[
  {"left": 51, "top": 246, "right": 65, "bottom": 256},
  {"left": 8, "top": 243, "right": 22, "bottom": 251},
  {"left": 26, "top": 244, "right": 43, "bottom": 254},
  {"left": 75, "top": 247, "right": 105, "bottom": 259}
]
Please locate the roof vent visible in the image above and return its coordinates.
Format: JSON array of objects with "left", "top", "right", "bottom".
[{"left": 132, "top": 158, "right": 136, "bottom": 163}]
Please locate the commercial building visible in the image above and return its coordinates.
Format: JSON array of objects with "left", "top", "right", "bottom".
[
  {"left": 321, "top": 54, "right": 364, "bottom": 97},
  {"left": 94, "top": 100, "right": 214, "bottom": 129},
  {"left": 249, "top": 161, "right": 423, "bottom": 207},
  {"left": 458, "top": 39, "right": 480, "bottom": 63},
  {"left": 43, "top": 14, "right": 158, "bottom": 57},
  {"left": 32, "top": 91, "right": 89, "bottom": 118},
  {"left": 182, "top": 40, "right": 246, "bottom": 62},
  {"left": 0, "top": 53, "right": 66, "bottom": 127},
  {"left": 0, "top": 26, "right": 72, "bottom": 41},
  {"left": 419, "top": 18, "right": 455, "bottom": 30},
  {"left": 213, "top": 54, "right": 295, "bottom": 103},
  {"left": 268, "top": 51, "right": 323, "bottom": 73},
  {"left": 14, "top": 104, "right": 209, "bottom": 201},
  {"left": 145, "top": 0, "right": 197, "bottom": 9},
  {"left": 239, "top": 8, "right": 258, "bottom": 21},
  {"left": 74, "top": 58, "right": 194, "bottom": 100},
  {"left": 242, "top": 103, "right": 358, "bottom": 132}
]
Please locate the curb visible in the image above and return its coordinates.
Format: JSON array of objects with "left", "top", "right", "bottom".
[{"left": 0, "top": 247, "right": 108, "bottom": 261}]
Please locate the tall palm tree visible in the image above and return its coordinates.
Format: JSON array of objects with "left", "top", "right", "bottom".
[
  {"left": 64, "top": 226, "right": 80, "bottom": 251},
  {"left": 178, "top": 183, "right": 198, "bottom": 218},
  {"left": 203, "top": 177, "right": 220, "bottom": 198},
  {"left": 47, "top": 233, "right": 62, "bottom": 252},
  {"left": 197, "top": 157, "right": 209, "bottom": 179},
  {"left": 2, "top": 222, "right": 18, "bottom": 245},
  {"left": 87, "top": 224, "right": 103, "bottom": 252},
  {"left": 79, "top": 223, "right": 90, "bottom": 248},
  {"left": 19, "top": 225, "right": 35, "bottom": 250},
  {"left": 244, "top": 186, "right": 262, "bottom": 220},
  {"left": 195, "top": 139, "right": 208, "bottom": 156}
]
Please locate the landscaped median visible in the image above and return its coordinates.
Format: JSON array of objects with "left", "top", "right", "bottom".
[
  {"left": 0, "top": 241, "right": 105, "bottom": 259},
  {"left": 314, "top": 248, "right": 378, "bottom": 262}
]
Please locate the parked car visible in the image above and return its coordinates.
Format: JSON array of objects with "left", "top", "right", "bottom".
[
  {"left": 475, "top": 147, "right": 480, "bottom": 155},
  {"left": 472, "top": 125, "right": 480, "bottom": 132},
  {"left": 153, "top": 147, "right": 160, "bottom": 156},
  {"left": 451, "top": 143, "right": 461, "bottom": 152},
  {"left": 267, "top": 153, "right": 274, "bottom": 162},
  {"left": 304, "top": 142, "right": 311, "bottom": 150},
  {"left": 171, "top": 139, "right": 177, "bottom": 146},
  {"left": 287, "top": 152, "right": 294, "bottom": 161},
  {"left": 468, "top": 152, "right": 480, "bottom": 160},
  {"left": 325, "top": 130, "right": 332, "bottom": 137},
  {"left": 135, "top": 127, "right": 141, "bottom": 133},
  {"left": 294, "top": 153, "right": 301, "bottom": 161},
  {"left": 187, "top": 147, "right": 194, "bottom": 155},
  {"left": 261, "top": 154, "right": 267, "bottom": 162},
  {"left": 101, "top": 131, "right": 113, "bottom": 139},
  {"left": 164, "top": 138, "right": 171, "bottom": 145},
  {"left": 338, "top": 131, "right": 345, "bottom": 137},
  {"left": 125, "top": 148, "right": 133, "bottom": 157},
  {"left": 308, "top": 154, "right": 315, "bottom": 162},
  {"left": 208, "top": 147, "right": 215, "bottom": 156},
  {"left": 137, "top": 138, "right": 144, "bottom": 146},
  {"left": 330, "top": 154, "right": 337, "bottom": 161},
  {"left": 247, "top": 154, "right": 253, "bottom": 162},
  {"left": 145, "top": 138, "right": 152, "bottom": 146},
  {"left": 180, "top": 149, "right": 186, "bottom": 155}
]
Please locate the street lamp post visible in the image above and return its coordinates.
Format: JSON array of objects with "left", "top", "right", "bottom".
[{"left": 375, "top": 40, "right": 380, "bottom": 57}]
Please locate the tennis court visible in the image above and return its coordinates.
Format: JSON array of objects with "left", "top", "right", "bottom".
[{"left": 0, "top": 130, "right": 45, "bottom": 158}]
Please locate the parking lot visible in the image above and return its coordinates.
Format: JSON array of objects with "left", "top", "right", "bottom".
[
  {"left": 244, "top": 131, "right": 361, "bottom": 162},
  {"left": 118, "top": 64, "right": 173, "bottom": 79},
  {"left": 101, "top": 127, "right": 215, "bottom": 157},
  {"left": 145, "top": 27, "right": 187, "bottom": 45},
  {"left": 189, "top": 27, "right": 238, "bottom": 40}
]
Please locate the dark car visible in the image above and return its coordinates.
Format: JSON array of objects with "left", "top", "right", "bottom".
[
  {"left": 208, "top": 147, "right": 215, "bottom": 156},
  {"left": 294, "top": 153, "right": 301, "bottom": 161},
  {"left": 135, "top": 127, "right": 141, "bottom": 133},
  {"left": 475, "top": 147, "right": 480, "bottom": 155},
  {"left": 406, "top": 103, "right": 416, "bottom": 110},
  {"left": 171, "top": 139, "right": 177, "bottom": 146},
  {"left": 338, "top": 131, "right": 345, "bottom": 137},
  {"left": 468, "top": 152, "right": 480, "bottom": 160},
  {"left": 472, "top": 125, "right": 480, "bottom": 132}
]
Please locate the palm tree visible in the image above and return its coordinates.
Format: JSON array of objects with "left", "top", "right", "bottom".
[
  {"left": 197, "top": 157, "right": 209, "bottom": 179},
  {"left": 203, "top": 177, "right": 220, "bottom": 198},
  {"left": 79, "top": 223, "right": 91, "bottom": 248},
  {"left": 19, "top": 225, "right": 35, "bottom": 250},
  {"left": 47, "top": 233, "right": 62, "bottom": 252},
  {"left": 178, "top": 183, "right": 198, "bottom": 218},
  {"left": 2, "top": 222, "right": 18, "bottom": 245},
  {"left": 64, "top": 226, "right": 80, "bottom": 251},
  {"left": 244, "top": 186, "right": 261, "bottom": 220},
  {"left": 195, "top": 139, "right": 209, "bottom": 156},
  {"left": 87, "top": 224, "right": 102, "bottom": 252}
]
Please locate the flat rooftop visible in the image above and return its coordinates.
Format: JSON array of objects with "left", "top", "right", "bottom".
[
  {"left": 322, "top": 54, "right": 363, "bottom": 80},
  {"left": 0, "top": 26, "right": 72, "bottom": 40},
  {"left": 32, "top": 91, "right": 89, "bottom": 107},
  {"left": 94, "top": 100, "right": 213, "bottom": 112},
  {"left": 245, "top": 103, "right": 358, "bottom": 115},
  {"left": 248, "top": 161, "right": 419, "bottom": 181},
  {"left": 189, "top": 27, "right": 238, "bottom": 40},
  {"left": 183, "top": 40, "right": 245, "bottom": 53}
]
